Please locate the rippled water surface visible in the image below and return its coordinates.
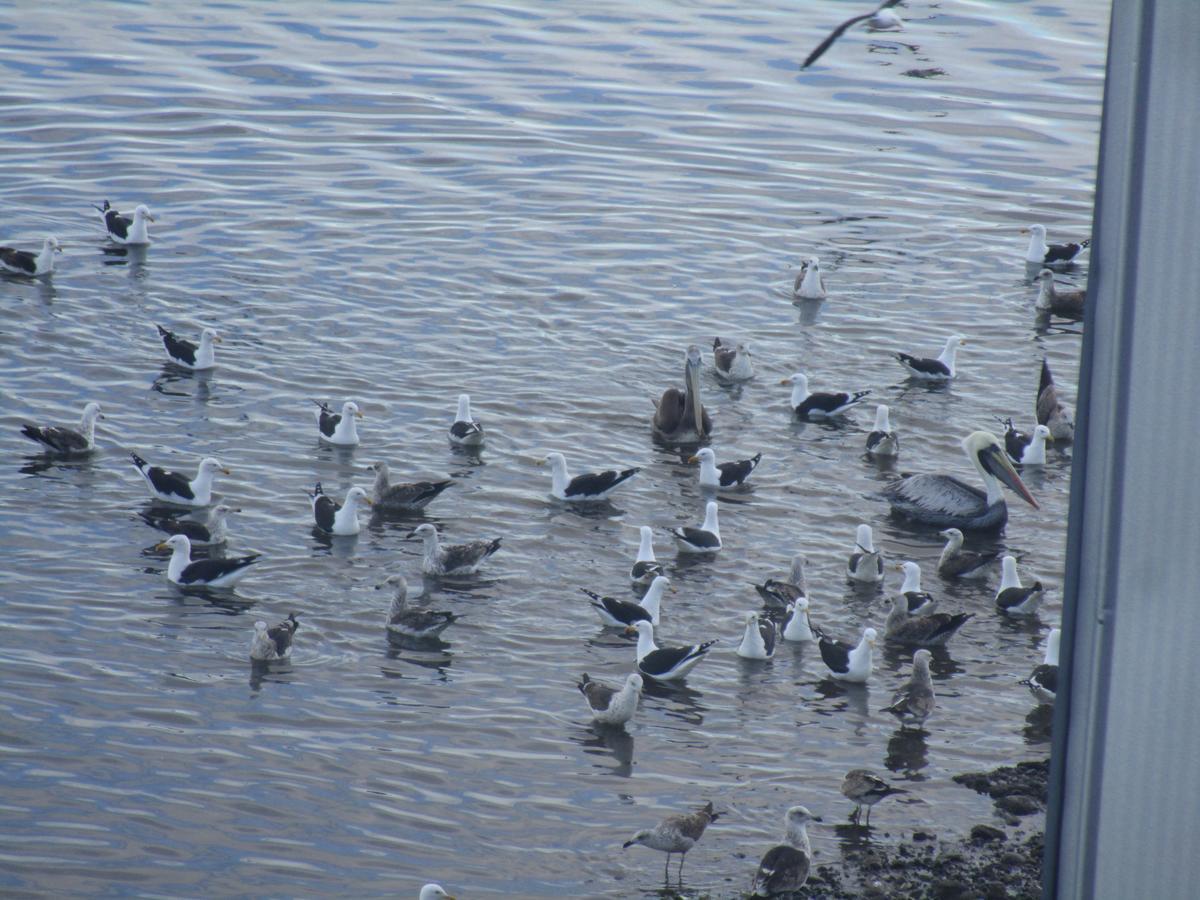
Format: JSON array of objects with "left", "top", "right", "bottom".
[{"left": 1, "top": 1, "right": 1107, "bottom": 896}]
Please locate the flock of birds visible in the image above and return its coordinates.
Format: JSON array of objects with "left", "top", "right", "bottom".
[{"left": 8, "top": 8, "right": 1089, "bottom": 897}]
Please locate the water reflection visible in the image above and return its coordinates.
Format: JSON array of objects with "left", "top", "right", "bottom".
[
  {"left": 1023, "top": 703, "right": 1055, "bottom": 745},
  {"left": 151, "top": 364, "right": 214, "bottom": 403},
  {"left": 642, "top": 678, "right": 707, "bottom": 727},
  {"left": 884, "top": 727, "right": 930, "bottom": 774},
  {"left": 574, "top": 723, "right": 636, "bottom": 777}
]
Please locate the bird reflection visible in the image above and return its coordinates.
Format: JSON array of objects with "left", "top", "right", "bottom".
[
  {"left": 813, "top": 679, "right": 871, "bottom": 723},
  {"left": 1023, "top": 704, "right": 1054, "bottom": 745},
  {"left": 249, "top": 657, "right": 295, "bottom": 692},
  {"left": 19, "top": 454, "right": 94, "bottom": 477},
  {"left": 574, "top": 723, "right": 636, "bottom": 777},
  {"left": 885, "top": 727, "right": 930, "bottom": 774},
  {"left": 382, "top": 645, "right": 453, "bottom": 677},
  {"left": 793, "top": 296, "right": 823, "bottom": 325},
  {"left": 152, "top": 364, "right": 214, "bottom": 403},
  {"left": 641, "top": 678, "right": 707, "bottom": 727}
]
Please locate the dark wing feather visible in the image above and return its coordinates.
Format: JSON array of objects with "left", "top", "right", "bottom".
[
  {"left": 896, "top": 352, "right": 950, "bottom": 377},
  {"left": 652, "top": 387, "right": 686, "bottom": 435},
  {"left": 0, "top": 247, "right": 37, "bottom": 274},
  {"left": 754, "top": 844, "right": 810, "bottom": 895},
  {"left": 818, "top": 635, "right": 851, "bottom": 673},
  {"left": 717, "top": 453, "right": 761, "bottom": 486},
  {"left": 178, "top": 554, "right": 260, "bottom": 585},
  {"left": 318, "top": 408, "right": 341, "bottom": 437},
  {"left": 20, "top": 424, "right": 88, "bottom": 453},
  {"left": 139, "top": 510, "right": 213, "bottom": 543},
  {"left": 105, "top": 209, "right": 131, "bottom": 239},
  {"left": 578, "top": 675, "right": 617, "bottom": 712},
  {"left": 581, "top": 588, "right": 649, "bottom": 625},
  {"left": 379, "top": 479, "right": 453, "bottom": 509},
  {"left": 884, "top": 474, "right": 986, "bottom": 519},
  {"left": 639, "top": 642, "right": 712, "bottom": 677},
  {"left": 313, "top": 495, "right": 339, "bottom": 532},
  {"left": 802, "top": 11, "right": 877, "bottom": 68},
  {"left": 564, "top": 468, "right": 639, "bottom": 497},
  {"left": 441, "top": 538, "right": 501, "bottom": 572},
  {"left": 674, "top": 526, "right": 720, "bottom": 548},
  {"left": 450, "top": 420, "right": 482, "bottom": 439},
  {"left": 157, "top": 325, "right": 198, "bottom": 366},
  {"left": 132, "top": 453, "right": 196, "bottom": 500}
]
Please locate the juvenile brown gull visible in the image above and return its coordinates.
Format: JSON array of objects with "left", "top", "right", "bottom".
[
  {"left": 250, "top": 613, "right": 299, "bottom": 661},
  {"left": 995, "top": 555, "right": 1044, "bottom": 616},
  {"left": 936, "top": 527, "right": 997, "bottom": 579},
  {"left": 577, "top": 672, "right": 643, "bottom": 727},
  {"left": 689, "top": 446, "right": 761, "bottom": 489},
  {"left": 140, "top": 504, "right": 238, "bottom": 546},
  {"left": 157, "top": 324, "right": 219, "bottom": 370},
  {"left": 131, "top": 452, "right": 228, "bottom": 507},
  {"left": 792, "top": 255, "right": 827, "bottom": 299},
  {"left": 841, "top": 768, "right": 907, "bottom": 826},
  {"left": 752, "top": 805, "right": 821, "bottom": 897},
  {"left": 1035, "top": 268, "right": 1086, "bottom": 318},
  {"left": 312, "top": 399, "right": 362, "bottom": 446},
  {"left": 20, "top": 401, "right": 103, "bottom": 455},
  {"left": 753, "top": 554, "right": 807, "bottom": 611},
  {"left": 624, "top": 619, "right": 715, "bottom": 682},
  {"left": 712, "top": 337, "right": 754, "bottom": 381},
  {"left": 584, "top": 575, "right": 669, "bottom": 627},
  {"left": 409, "top": 522, "right": 500, "bottom": 576},
  {"left": 367, "top": 461, "right": 453, "bottom": 512},
  {"left": 156, "top": 534, "right": 259, "bottom": 588},
  {"left": 883, "top": 597, "right": 971, "bottom": 647},
  {"left": 881, "top": 648, "right": 936, "bottom": 728},
  {"left": 541, "top": 451, "right": 639, "bottom": 501},
  {"left": 623, "top": 799, "right": 719, "bottom": 881},
  {"left": 0, "top": 235, "right": 60, "bottom": 276},
  {"left": 380, "top": 574, "right": 459, "bottom": 640},
  {"left": 783, "top": 372, "right": 870, "bottom": 419}
]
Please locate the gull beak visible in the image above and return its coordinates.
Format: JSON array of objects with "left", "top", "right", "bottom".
[
  {"left": 356, "top": 410, "right": 364, "bottom": 419},
  {"left": 623, "top": 626, "right": 638, "bottom": 638},
  {"left": 779, "top": 377, "right": 793, "bottom": 385},
  {"left": 221, "top": 467, "right": 232, "bottom": 475},
  {"left": 1019, "top": 227, "right": 1030, "bottom": 235},
  {"left": 361, "top": 497, "right": 373, "bottom": 507},
  {"left": 154, "top": 542, "right": 170, "bottom": 551},
  {"left": 214, "top": 336, "right": 223, "bottom": 344},
  {"left": 813, "top": 815, "right": 824, "bottom": 823},
  {"left": 55, "top": 244, "right": 64, "bottom": 253},
  {"left": 686, "top": 455, "right": 700, "bottom": 464},
  {"left": 230, "top": 508, "right": 242, "bottom": 513},
  {"left": 1045, "top": 433, "right": 1054, "bottom": 444},
  {"left": 147, "top": 213, "right": 157, "bottom": 222}
]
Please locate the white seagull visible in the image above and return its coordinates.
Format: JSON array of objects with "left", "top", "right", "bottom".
[
  {"left": 671, "top": 500, "right": 722, "bottom": 553},
  {"left": 865, "top": 404, "right": 899, "bottom": 457},
  {"left": 995, "top": 555, "right": 1045, "bottom": 616},
  {"left": 847, "top": 524, "right": 884, "bottom": 584},
  {"left": 1022, "top": 224, "right": 1089, "bottom": 267},
  {"left": 630, "top": 525, "right": 665, "bottom": 585},
  {"left": 736, "top": 611, "right": 777, "bottom": 660},
  {"left": 624, "top": 619, "right": 716, "bottom": 682},
  {"left": 449, "top": 393, "right": 485, "bottom": 446},
  {"left": 157, "top": 534, "right": 259, "bottom": 588},
  {"left": 312, "top": 399, "right": 363, "bottom": 446},
  {"left": 95, "top": 200, "right": 155, "bottom": 244},
  {"left": 157, "top": 324, "right": 219, "bottom": 370},
  {"left": 307, "top": 482, "right": 372, "bottom": 536},
  {"left": 131, "top": 452, "right": 229, "bottom": 507},
  {"left": 793, "top": 255, "right": 827, "bottom": 300},
  {"left": 689, "top": 447, "right": 762, "bottom": 489},
  {"left": 0, "top": 236, "right": 61, "bottom": 276},
  {"left": 818, "top": 627, "right": 877, "bottom": 682},
  {"left": 782, "top": 373, "right": 870, "bottom": 419},
  {"left": 20, "top": 401, "right": 104, "bottom": 455},
  {"left": 577, "top": 672, "right": 643, "bottom": 728},
  {"left": 894, "top": 335, "right": 966, "bottom": 382},
  {"left": 541, "top": 451, "right": 639, "bottom": 501}
]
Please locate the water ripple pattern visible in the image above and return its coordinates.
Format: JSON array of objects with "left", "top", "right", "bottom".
[{"left": 0, "top": 1, "right": 1105, "bottom": 896}]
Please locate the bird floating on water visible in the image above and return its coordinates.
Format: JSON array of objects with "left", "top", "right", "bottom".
[
  {"left": 20, "top": 401, "right": 103, "bottom": 455},
  {"left": 577, "top": 672, "right": 643, "bottom": 728},
  {"left": 409, "top": 522, "right": 500, "bottom": 576},
  {"left": 1021, "top": 628, "right": 1060, "bottom": 705},
  {"left": 0, "top": 236, "right": 60, "bottom": 276},
  {"left": 367, "top": 461, "right": 453, "bottom": 513},
  {"left": 250, "top": 613, "right": 299, "bottom": 661},
  {"left": 449, "top": 393, "right": 484, "bottom": 446},
  {"left": 623, "top": 799, "right": 719, "bottom": 882},
  {"left": 894, "top": 335, "right": 966, "bottom": 382},
  {"left": 782, "top": 372, "right": 870, "bottom": 419},
  {"left": 752, "top": 805, "right": 821, "bottom": 898},
  {"left": 792, "top": 255, "right": 827, "bottom": 300},
  {"left": 841, "top": 768, "right": 907, "bottom": 826},
  {"left": 95, "top": 200, "right": 154, "bottom": 245},
  {"left": 818, "top": 626, "right": 877, "bottom": 682},
  {"left": 1022, "top": 224, "right": 1089, "bottom": 268},
  {"left": 883, "top": 597, "right": 972, "bottom": 647},
  {"left": 652, "top": 344, "right": 712, "bottom": 443},
  {"left": 936, "top": 527, "right": 997, "bottom": 579},
  {"left": 312, "top": 399, "right": 362, "bottom": 446},
  {"left": 999, "top": 418, "right": 1052, "bottom": 465},
  {"left": 882, "top": 430, "right": 1039, "bottom": 532},
  {"left": 801, "top": 0, "right": 905, "bottom": 69},
  {"left": 157, "top": 324, "right": 219, "bottom": 370},
  {"left": 630, "top": 525, "right": 665, "bottom": 585},
  {"left": 712, "top": 337, "right": 754, "bottom": 381},
  {"left": 737, "top": 611, "right": 777, "bottom": 660},
  {"left": 157, "top": 534, "right": 259, "bottom": 588},
  {"left": 1035, "top": 268, "right": 1086, "bottom": 319},
  {"left": 584, "top": 575, "right": 669, "bottom": 628},
  {"left": 1037, "top": 359, "right": 1075, "bottom": 442},
  {"left": 881, "top": 648, "right": 936, "bottom": 729},
  {"left": 782, "top": 597, "right": 817, "bottom": 643},
  {"left": 995, "top": 555, "right": 1044, "bottom": 616},
  {"left": 847, "top": 524, "right": 884, "bottom": 584},
  {"left": 131, "top": 452, "right": 228, "bottom": 507},
  {"left": 140, "top": 504, "right": 238, "bottom": 547},
  {"left": 688, "top": 447, "right": 761, "bottom": 489},
  {"left": 307, "top": 482, "right": 372, "bottom": 535},
  {"left": 418, "top": 884, "right": 456, "bottom": 900},
  {"left": 671, "top": 500, "right": 722, "bottom": 553},
  {"left": 865, "top": 404, "right": 899, "bottom": 457},
  {"left": 896, "top": 561, "right": 936, "bottom": 615},
  {"left": 624, "top": 619, "right": 715, "bottom": 683},
  {"left": 380, "top": 574, "right": 459, "bottom": 640},
  {"left": 541, "top": 451, "right": 640, "bottom": 502},
  {"left": 753, "top": 554, "right": 807, "bottom": 611}
]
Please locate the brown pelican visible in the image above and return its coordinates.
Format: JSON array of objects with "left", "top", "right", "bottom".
[
  {"left": 1022, "top": 224, "right": 1089, "bottom": 267},
  {"left": 1037, "top": 360, "right": 1075, "bottom": 442},
  {"left": 882, "top": 430, "right": 1038, "bottom": 532},
  {"left": 1034, "top": 268, "right": 1086, "bottom": 318},
  {"left": 652, "top": 345, "right": 711, "bottom": 442}
]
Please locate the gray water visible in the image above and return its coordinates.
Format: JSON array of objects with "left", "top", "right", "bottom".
[{"left": 0, "top": 1, "right": 1106, "bottom": 896}]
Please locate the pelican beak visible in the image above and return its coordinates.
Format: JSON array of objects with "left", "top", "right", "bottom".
[{"left": 982, "top": 443, "right": 1039, "bottom": 509}]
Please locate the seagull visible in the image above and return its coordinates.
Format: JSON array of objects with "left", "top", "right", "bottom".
[
  {"left": 865, "top": 404, "right": 899, "bottom": 457},
  {"left": 584, "top": 575, "right": 669, "bottom": 627},
  {"left": 999, "top": 418, "right": 1052, "bottom": 465},
  {"left": 880, "top": 648, "right": 936, "bottom": 729},
  {"left": 752, "top": 806, "right": 821, "bottom": 898},
  {"left": 250, "top": 613, "right": 299, "bottom": 661},
  {"left": 801, "top": 0, "right": 905, "bottom": 70},
  {"left": 577, "top": 672, "right": 643, "bottom": 728},
  {"left": 895, "top": 561, "right": 937, "bottom": 615},
  {"left": 841, "top": 769, "right": 907, "bottom": 826},
  {"left": 157, "top": 324, "right": 219, "bottom": 370},
  {"left": 20, "top": 401, "right": 104, "bottom": 455},
  {"left": 883, "top": 597, "right": 972, "bottom": 647},
  {"left": 995, "top": 555, "right": 1045, "bottom": 616},
  {"left": 449, "top": 393, "right": 484, "bottom": 446},
  {"left": 737, "top": 612, "right": 777, "bottom": 660},
  {"left": 712, "top": 337, "right": 754, "bottom": 381},
  {"left": 936, "top": 527, "right": 998, "bottom": 579},
  {"left": 652, "top": 344, "right": 712, "bottom": 443},
  {"left": 139, "top": 504, "right": 239, "bottom": 547},
  {"left": 156, "top": 534, "right": 259, "bottom": 588},
  {"left": 306, "top": 482, "right": 372, "bottom": 536},
  {"left": 1022, "top": 224, "right": 1089, "bottom": 268},
  {"left": 130, "top": 452, "right": 229, "bottom": 507},
  {"left": 882, "top": 431, "right": 1039, "bottom": 532},
  {"left": 367, "top": 461, "right": 454, "bottom": 513},
  {"left": 1037, "top": 360, "right": 1075, "bottom": 442},
  {"left": 782, "top": 373, "right": 870, "bottom": 419},
  {"left": 312, "top": 399, "right": 362, "bottom": 447},
  {"left": 95, "top": 200, "right": 155, "bottom": 244},
  {"left": 624, "top": 620, "right": 716, "bottom": 682},
  {"left": 630, "top": 525, "right": 665, "bottom": 585},
  {"left": 847, "top": 524, "right": 884, "bottom": 584},
  {"left": 894, "top": 335, "right": 966, "bottom": 382},
  {"left": 818, "top": 627, "right": 877, "bottom": 682},
  {"left": 793, "top": 255, "right": 827, "bottom": 300},
  {"left": 379, "top": 574, "right": 459, "bottom": 640},
  {"left": 623, "top": 800, "right": 719, "bottom": 882},
  {"left": 671, "top": 500, "right": 722, "bottom": 553},
  {"left": 409, "top": 522, "right": 500, "bottom": 576},
  {"left": 782, "top": 598, "right": 817, "bottom": 643},
  {"left": 753, "top": 554, "right": 808, "bottom": 611},
  {"left": 418, "top": 885, "right": 457, "bottom": 900},
  {"left": 1020, "top": 628, "right": 1060, "bottom": 705},
  {"left": 688, "top": 447, "right": 762, "bottom": 489},
  {"left": 0, "top": 236, "right": 61, "bottom": 276},
  {"left": 541, "top": 451, "right": 640, "bottom": 502},
  {"left": 1034, "top": 268, "right": 1086, "bottom": 319}
]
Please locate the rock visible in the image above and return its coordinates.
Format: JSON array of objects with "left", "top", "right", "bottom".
[
  {"left": 996, "top": 794, "right": 1042, "bottom": 816},
  {"left": 971, "top": 824, "right": 1007, "bottom": 843}
]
